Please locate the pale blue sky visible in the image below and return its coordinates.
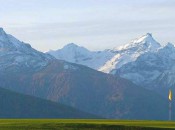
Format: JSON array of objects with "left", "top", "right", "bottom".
[{"left": 1, "top": 0, "right": 175, "bottom": 52}]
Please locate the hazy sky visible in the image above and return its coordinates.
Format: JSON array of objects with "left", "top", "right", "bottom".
[{"left": 1, "top": 0, "right": 175, "bottom": 52}]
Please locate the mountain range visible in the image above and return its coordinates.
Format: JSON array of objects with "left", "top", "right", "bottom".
[
  {"left": 48, "top": 33, "right": 175, "bottom": 93},
  {"left": 48, "top": 33, "right": 160, "bottom": 73},
  {"left": 0, "top": 27, "right": 173, "bottom": 120}
]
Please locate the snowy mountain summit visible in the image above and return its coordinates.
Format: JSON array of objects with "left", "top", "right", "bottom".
[
  {"left": 48, "top": 43, "right": 115, "bottom": 69},
  {"left": 48, "top": 33, "right": 161, "bottom": 73},
  {"left": 0, "top": 28, "right": 31, "bottom": 51},
  {"left": 99, "top": 33, "right": 161, "bottom": 73},
  {"left": 49, "top": 43, "right": 92, "bottom": 63},
  {"left": 48, "top": 33, "right": 175, "bottom": 90},
  {"left": 116, "top": 42, "right": 175, "bottom": 89},
  {"left": 0, "top": 28, "right": 53, "bottom": 71},
  {"left": 116, "top": 33, "right": 160, "bottom": 52},
  {"left": 1, "top": 27, "right": 175, "bottom": 91}
]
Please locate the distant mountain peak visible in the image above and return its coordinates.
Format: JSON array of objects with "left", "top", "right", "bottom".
[
  {"left": 0, "top": 27, "right": 53, "bottom": 71},
  {"left": 159, "top": 42, "right": 175, "bottom": 54},
  {"left": 0, "top": 28, "right": 23, "bottom": 50},
  {"left": 0, "top": 27, "right": 4, "bottom": 32},
  {"left": 116, "top": 33, "right": 161, "bottom": 52},
  {"left": 146, "top": 33, "right": 152, "bottom": 36},
  {"left": 165, "top": 42, "right": 174, "bottom": 48},
  {"left": 0, "top": 28, "right": 33, "bottom": 51},
  {"left": 48, "top": 42, "right": 94, "bottom": 64},
  {"left": 145, "top": 33, "right": 153, "bottom": 38},
  {"left": 60, "top": 43, "right": 90, "bottom": 53},
  {"left": 137, "top": 33, "right": 153, "bottom": 42},
  {"left": 0, "top": 27, "right": 8, "bottom": 37},
  {"left": 133, "top": 33, "right": 158, "bottom": 44},
  {"left": 63, "top": 43, "right": 79, "bottom": 49},
  {"left": 136, "top": 33, "right": 153, "bottom": 41},
  {"left": 0, "top": 27, "right": 8, "bottom": 40}
]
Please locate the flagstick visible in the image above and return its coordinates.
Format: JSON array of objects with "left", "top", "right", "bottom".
[{"left": 169, "top": 100, "right": 172, "bottom": 121}]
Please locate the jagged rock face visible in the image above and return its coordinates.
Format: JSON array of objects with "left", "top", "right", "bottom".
[{"left": 0, "top": 28, "right": 53, "bottom": 72}]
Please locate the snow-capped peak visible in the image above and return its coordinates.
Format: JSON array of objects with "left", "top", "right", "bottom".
[
  {"left": 0, "top": 27, "right": 23, "bottom": 49},
  {"left": 61, "top": 43, "right": 91, "bottom": 54},
  {"left": 134, "top": 33, "right": 153, "bottom": 43},
  {"left": 158, "top": 42, "right": 175, "bottom": 59},
  {"left": 0, "top": 27, "right": 5, "bottom": 34},
  {"left": 100, "top": 33, "right": 161, "bottom": 73},
  {"left": 116, "top": 33, "right": 161, "bottom": 52},
  {"left": 0, "top": 27, "right": 6, "bottom": 33},
  {"left": 48, "top": 43, "right": 115, "bottom": 70},
  {"left": 0, "top": 27, "right": 9, "bottom": 42},
  {"left": 0, "top": 28, "right": 53, "bottom": 71},
  {"left": 0, "top": 28, "right": 36, "bottom": 52},
  {"left": 164, "top": 42, "right": 174, "bottom": 49},
  {"left": 63, "top": 43, "right": 79, "bottom": 48},
  {"left": 48, "top": 33, "right": 163, "bottom": 74},
  {"left": 158, "top": 42, "right": 175, "bottom": 54},
  {"left": 131, "top": 33, "right": 161, "bottom": 49},
  {"left": 54, "top": 43, "right": 90, "bottom": 54},
  {"left": 48, "top": 43, "right": 93, "bottom": 63}
]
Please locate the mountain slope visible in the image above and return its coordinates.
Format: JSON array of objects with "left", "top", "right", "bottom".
[
  {"left": 0, "top": 87, "right": 97, "bottom": 118},
  {"left": 0, "top": 60, "right": 170, "bottom": 120},
  {"left": 0, "top": 28, "right": 171, "bottom": 120}
]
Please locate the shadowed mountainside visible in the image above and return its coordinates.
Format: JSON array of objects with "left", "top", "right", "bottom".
[
  {"left": 0, "top": 87, "right": 97, "bottom": 118},
  {"left": 0, "top": 60, "right": 172, "bottom": 120}
]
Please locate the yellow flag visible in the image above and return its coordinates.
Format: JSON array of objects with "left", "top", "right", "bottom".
[{"left": 169, "top": 90, "right": 172, "bottom": 101}]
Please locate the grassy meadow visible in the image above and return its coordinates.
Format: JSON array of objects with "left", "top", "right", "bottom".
[{"left": 0, "top": 119, "right": 174, "bottom": 130}]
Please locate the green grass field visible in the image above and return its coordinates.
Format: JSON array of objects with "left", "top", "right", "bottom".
[{"left": 0, "top": 119, "right": 174, "bottom": 130}]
